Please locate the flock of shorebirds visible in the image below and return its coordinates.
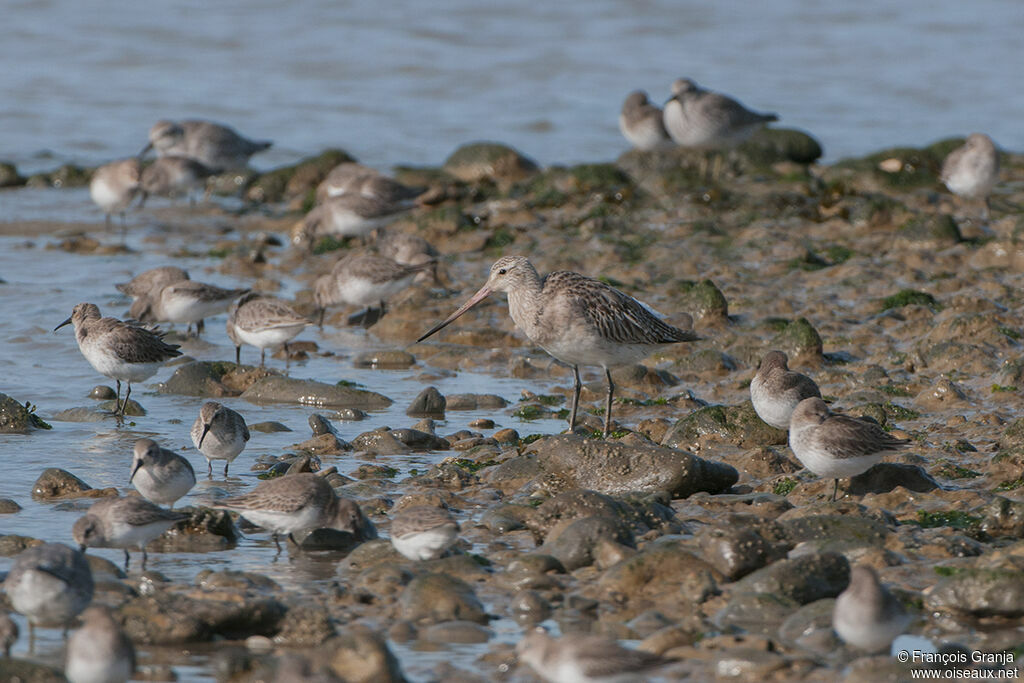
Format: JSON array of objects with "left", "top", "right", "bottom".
[{"left": 1, "top": 77, "right": 1005, "bottom": 682}]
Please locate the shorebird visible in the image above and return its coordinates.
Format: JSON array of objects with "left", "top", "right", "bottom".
[
  {"left": 89, "top": 158, "right": 141, "bottom": 231},
  {"left": 55, "top": 303, "right": 182, "bottom": 418},
  {"left": 3, "top": 543, "right": 94, "bottom": 649},
  {"left": 941, "top": 133, "right": 999, "bottom": 218},
  {"left": 390, "top": 505, "right": 459, "bottom": 561},
  {"left": 314, "top": 251, "right": 432, "bottom": 327},
  {"left": 139, "top": 155, "right": 213, "bottom": 206},
  {"left": 226, "top": 292, "right": 311, "bottom": 368},
  {"left": 374, "top": 228, "right": 438, "bottom": 268},
  {"left": 515, "top": 628, "right": 671, "bottom": 683},
  {"left": 65, "top": 605, "right": 135, "bottom": 683},
  {"left": 315, "top": 163, "right": 419, "bottom": 204},
  {"left": 0, "top": 611, "right": 16, "bottom": 657},
  {"left": 292, "top": 193, "right": 412, "bottom": 250},
  {"left": 212, "top": 472, "right": 377, "bottom": 552},
  {"left": 417, "top": 256, "right": 698, "bottom": 437},
  {"left": 789, "top": 397, "right": 911, "bottom": 500},
  {"left": 140, "top": 119, "right": 271, "bottom": 172},
  {"left": 115, "top": 265, "right": 190, "bottom": 300},
  {"left": 150, "top": 279, "right": 248, "bottom": 336},
  {"left": 750, "top": 350, "right": 821, "bottom": 430},
  {"left": 191, "top": 401, "right": 250, "bottom": 476},
  {"left": 833, "top": 566, "right": 911, "bottom": 653},
  {"left": 130, "top": 438, "right": 196, "bottom": 508},
  {"left": 73, "top": 496, "right": 185, "bottom": 571},
  {"left": 619, "top": 90, "right": 671, "bottom": 150},
  {"left": 663, "top": 78, "right": 777, "bottom": 148}
]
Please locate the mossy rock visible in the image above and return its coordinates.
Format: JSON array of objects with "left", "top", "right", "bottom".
[
  {"left": 769, "top": 318, "right": 823, "bottom": 360},
  {"left": 662, "top": 401, "right": 787, "bottom": 451},
  {"left": 880, "top": 289, "right": 940, "bottom": 312},
  {"left": 0, "top": 393, "right": 50, "bottom": 433},
  {"left": 416, "top": 205, "right": 472, "bottom": 235},
  {"left": 246, "top": 149, "right": 356, "bottom": 203},
  {"left": 835, "top": 145, "right": 943, "bottom": 190},
  {"left": 27, "top": 163, "right": 92, "bottom": 189},
  {"left": 567, "top": 163, "right": 632, "bottom": 194},
  {"left": 897, "top": 213, "right": 961, "bottom": 247},
  {"left": 739, "top": 127, "right": 824, "bottom": 165},
  {"left": 443, "top": 141, "right": 539, "bottom": 182},
  {"left": 0, "top": 161, "right": 25, "bottom": 188},
  {"left": 675, "top": 279, "right": 728, "bottom": 321}
]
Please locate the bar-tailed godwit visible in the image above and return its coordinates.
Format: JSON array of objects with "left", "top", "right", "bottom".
[{"left": 417, "top": 256, "right": 698, "bottom": 437}]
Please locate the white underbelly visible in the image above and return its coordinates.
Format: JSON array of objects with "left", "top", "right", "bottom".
[{"left": 235, "top": 324, "right": 305, "bottom": 349}]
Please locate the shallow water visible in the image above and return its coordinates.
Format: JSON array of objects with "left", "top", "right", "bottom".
[
  {"left": 1, "top": 0, "right": 1021, "bottom": 175},
  {"left": 0, "top": 221, "right": 575, "bottom": 679}
]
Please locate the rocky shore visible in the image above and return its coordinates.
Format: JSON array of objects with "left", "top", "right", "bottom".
[{"left": 2, "top": 130, "right": 1024, "bottom": 681}]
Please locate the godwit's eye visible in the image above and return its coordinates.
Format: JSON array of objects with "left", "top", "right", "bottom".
[{"left": 498, "top": 268, "right": 507, "bottom": 275}]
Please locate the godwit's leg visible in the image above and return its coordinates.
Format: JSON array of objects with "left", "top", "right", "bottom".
[
  {"left": 122, "top": 382, "right": 133, "bottom": 415},
  {"left": 114, "top": 379, "right": 123, "bottom": 414},
  {"left": 603, "top": 368, "right": 615, "bottom": 438},
  {"left": 568, "top": 366, "right": 582, "bottom": 432}
]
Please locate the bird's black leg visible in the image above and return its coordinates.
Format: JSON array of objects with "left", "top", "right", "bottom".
[
  {"left": 259, "top": 348, "right": 266, "bottom": 368},
  {"left": 123, "top": 550, "right": 131, "bottom": 572},
  {"left": 122, "top": 383, "right": 132, "bottom": 416},
  {"left": 568, "top": 366, "right": 582, "bottom": 432},
  {"left": 603, "top": 367, "right": 614, "bottom": 438},
  {"left": 234, "top": 345, "right": 241, "bottom": 364},
  {"left": 832, "top": 479, "right": 839, "bottom": 502}
]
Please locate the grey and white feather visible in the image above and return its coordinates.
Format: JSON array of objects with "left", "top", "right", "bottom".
[
  {"left": 663, "top": 78, "right": 777, "bottom": 148},
  {"left": 90, "top": 159, "right": 142, "bottom": 229},
  {"left": 55, "top": 303, "right": 182, "bottom": 417},
  {"left": 833, "top": 566, "right": 910, "bottom": 653},
  {"left": 72, "top": 496, "right": 186, "bottom": 571},
  {"left": 212, "top": 473, "right": 376, "bottom": 551},
  {"left": 789, "top": 397, "right": 910, "bottom": 499},
  {"left": 941, "top": 133, "right": 999, "bottom": 204},
  {"left": 515, "top": 629, "right": 671, "bottom": 683},
  {"left": 750, "top": 350, "right": 821, "bottom": 430},
  {"left": 191, "top": 401, "right": 250, "bottom": 477},
  {"left": 65, "top": 605, "right": 135, "bottom": 683},
  {"left": 130, "top": 438, "right": 196, "bottom": 508},
  {"left": 390, "top": 505, "right": 459, "bottom": 561},
  {"left": 2, "top": 542, "right": 94, "bottom": 637},
  {"left": 141, "top": 119, "right": 271, "bottom": 172},
  {"left": 227, "top": 292, "right": 311, "bottom": 367},
  {"left": 619, "top": 90, "right": 671, "bottom": 150}
]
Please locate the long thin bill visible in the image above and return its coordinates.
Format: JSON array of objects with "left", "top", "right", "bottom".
[
  {"left": 54, "top": 316, "right": 72, "bottom": 332},
  {"left": 416, "top": 285, "right": 492, "bottom": 343}
]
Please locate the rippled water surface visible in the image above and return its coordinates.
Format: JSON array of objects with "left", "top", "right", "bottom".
[
  {"left": 0, "top": 2, "right": 1020, "bottom": 679},
  {"left": 1, "top": 0, "right": 1022, "bottom": 174}
]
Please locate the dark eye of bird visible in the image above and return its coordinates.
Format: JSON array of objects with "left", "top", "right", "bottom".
[{"left": 498, "top": 269, "right": 507, "bottom": 275}]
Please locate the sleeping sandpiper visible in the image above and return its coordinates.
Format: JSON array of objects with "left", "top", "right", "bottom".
[
  {"left": 389, "top": 505, "right": 459, "bottom": 561},
  {"left": 65, "top": 605, "right": 135, "bottom": 683},
  {"left": 750, "top": 350, "right": 821, "bottom": 430},
  {"left": 619, "top": 90, "right": 671, "bottom": 150},
  {"left": 151, "top": 279, "right": 248, "bottom": 337},
  {"left": 314, "top": 251, "right": 431, "bottom": 327},
  {"left": 833, "top": 565, "right": 911, "bottom": 653},
  {"left": 941, "top": 133, "right": 999, "bottom": 218},
  {"left": 130, "top": 438, "right": 196, "bottom": 508},
  {"left": 141, "top": 119, "right": 271, "bottom": 172},
  {"left": 663, "top": 78, "right": 777, "bottom": 148},
  {"left": 139, "top": 155, "right": 214, "bottom": 206},
  {"left": 515, "top": 628, "right": 671, "bottom": 682}
]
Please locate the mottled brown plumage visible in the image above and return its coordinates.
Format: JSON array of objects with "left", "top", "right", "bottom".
[
  {"left": 115, "top": 266, "right": 190, "bottom": 299},
  {"left": 55, "top": 303, "right": 181, "bottom": 417},
  {"left": 227, "top": 293, "right": 311, "bottom": 367},
  {"left": 213, "top": 473, "right": 376, "bottom": 551},
  {"left": 417, "top": 256, "right": 698, "bottom": 436},
  {"left": 72, "top": 497, "right": 185, "bottom": 571}
]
